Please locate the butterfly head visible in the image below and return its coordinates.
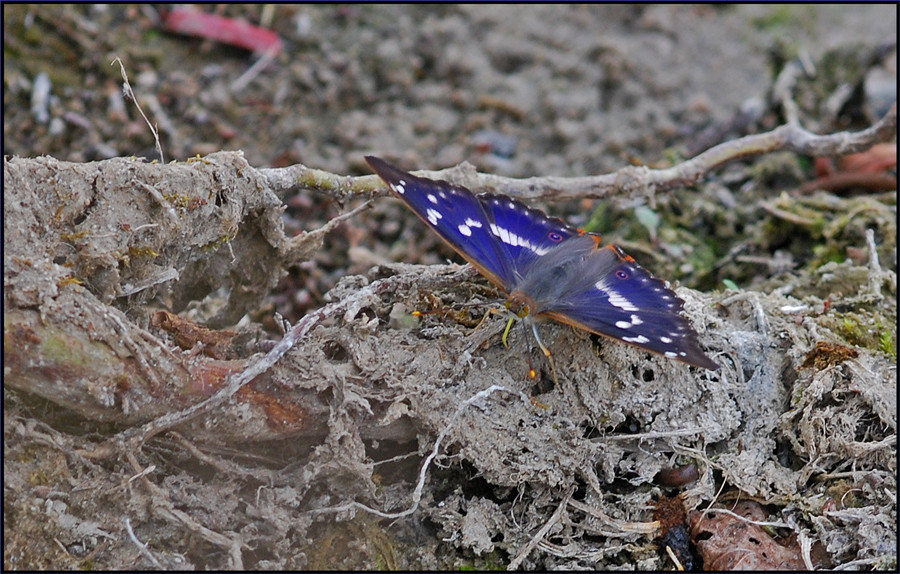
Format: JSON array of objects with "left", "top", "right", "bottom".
[{"left": 506, "top": 290, "right": 536, "bottom": 319}]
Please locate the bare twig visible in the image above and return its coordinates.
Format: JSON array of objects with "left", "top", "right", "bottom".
[
  {"left": 567, "top": 498, "right": 659, "bottom": 537},
  {"left": 111, "top": 57, "right": 165, "bottom": 163},
  {"left": 798, "top": 529, "right": 815, "bottom": 571},
  {"left": 508, "top": 486, "right": 575, "bottom": 570},
  {"left": 600, "top": 427, "right": 713, "bottom": 441},
  {"left": 665, "top": 544, "right": 686, "bottom": 571},
  {"left": 699, "top": 507, "right": 792, "bottom": 530},
  {"left": 101, "top": 275, "right": 399, "bottom": 452},
  {"left": 773, "top": 57, "right": 808, "bottom": 125},
  {"left": 230, "top": 45, "right": 280, "bottom": 92},
  {"left": 168, "top": 431, "right": 273, "bottom": 484},
  {"left": 865, "top": 228, "right": 885, "bottom": 300},
  {"left": 125, "top": 451, "right": 244, "bottom": 569},
  {"left": 124, "top": 518, "right": 164, "bottom": 569},
  {"left": 72, "top": 260, "right": 466, "bottom": 459},
  {"left": 285, "top": 200, "right": 372, "bottom": 263},
  {"left": 260, "top": 104, "right": 896, "bottom": 203}
]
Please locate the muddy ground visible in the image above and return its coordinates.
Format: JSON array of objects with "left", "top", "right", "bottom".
[{"left": 3, "top": 5, "right": 897, "bottom": 570}]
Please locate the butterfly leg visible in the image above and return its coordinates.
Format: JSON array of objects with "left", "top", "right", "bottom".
[
  {"left": 529, "top": 322, "right": 551, "bottom": 358},
  {"left": 501, "top": 315, "right": 517, "bottom": 348},
  {"left": 524, "top": 321, "right": 560, "bottom": 385},
  {"left": 497, "top": 312, "right": 561, "bottom": 384}
]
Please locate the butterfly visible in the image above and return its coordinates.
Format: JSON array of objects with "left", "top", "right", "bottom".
[{"left": 366, "top": 156, "right": 719, "bottom": 371}]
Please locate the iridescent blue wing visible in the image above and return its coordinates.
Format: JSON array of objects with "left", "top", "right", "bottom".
[
  {"left": 479, "top": 194, "right": 583, "bottom": 276},
  {"left": 367, "top": 156, "right": 718, "bottom": 370},
  {"left": 524, "top": 238, "right": 718, "bottom": 370},
  {"left": 366, "top": 156, "right": 517, "bottom": 290}
]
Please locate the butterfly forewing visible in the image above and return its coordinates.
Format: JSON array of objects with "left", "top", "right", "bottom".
[
  {"left": 366, "top": 156, "right": 516, "bottom": 290},
  {"left": 479, "top": 194, "right": 581, "bottom": 276}
]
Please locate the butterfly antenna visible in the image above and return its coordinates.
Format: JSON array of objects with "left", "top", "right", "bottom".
[
  {"left": 411, "top": 308, "right": 443, "bottom": 317},
  {"left": 411, "top": 298, "right": 487, "bottom": 320},
  {"left": 525, "top": 345, "right": 537, "bottom": 379}
]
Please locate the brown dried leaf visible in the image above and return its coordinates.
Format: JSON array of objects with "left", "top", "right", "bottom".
[{"left": 691, "top": 502, "right": 805, "bottom": 571}]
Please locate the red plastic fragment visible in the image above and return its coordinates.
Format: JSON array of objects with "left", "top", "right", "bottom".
[{"left": 161, "top": 8, "right": 283, "bottom": 55}]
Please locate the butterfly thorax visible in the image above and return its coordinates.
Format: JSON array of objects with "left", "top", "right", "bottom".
[{"left": 505, "top": 235, "right": 600, "bottom": 316}]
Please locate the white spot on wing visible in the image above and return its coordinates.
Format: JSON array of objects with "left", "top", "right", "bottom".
[
  {"left": 426, "top": 208, "right": 442, "bottom": 225},
  {"left": 615, "top": 320, "right": 633, "bottom": 329},
  {"left": 489, "top": 224, "right": 551, "bottom": 256},
  {"left": 490, "top": 224, "right": 510, "bottom": 245},
  {"left": 427, "top": 194, "right": 438, "bottom": 204},
  {"left": 623, "top": 335, "right": 650, "bottom": 344},
  {"left": 594, "top": 278, "right": 639, "bottom": 311},
  {"left": 458, "top": 224, "right": 472, "bottom": 237},
  {"left": 465, "top": 218, "right": 483, "bottom": 228},
  {"left": 392, "top": 182, "right": 406, "bottom": 195}
]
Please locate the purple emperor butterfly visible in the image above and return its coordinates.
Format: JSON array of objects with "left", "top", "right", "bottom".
[{"left": 366, "top": 156, "right": 718, "bottom": 370}]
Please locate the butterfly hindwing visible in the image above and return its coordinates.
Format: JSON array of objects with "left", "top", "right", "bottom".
[
  {"left": 366, "top": 156, "right": 516, "bottom": 290},
  {"left": 536, "top": 243, "right": 718, "bottom": 370}
]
